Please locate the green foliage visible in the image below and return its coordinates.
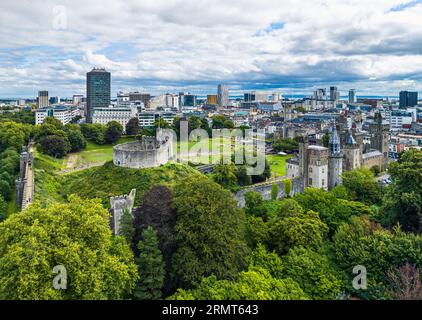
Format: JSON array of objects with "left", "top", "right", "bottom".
[
  {"left": 322, "top": 132, "right": 330, "bottom": 148},
  {"left": 332, "top": 216, "right": 422, "bottom": 299},
  {"left": 125, "top": 117, "right": 139, "bottom": 136},
  {"left": 268, "top": 210, "right": 328, "bottom": 255},
  {"left": 0, "top": 121, "right": 31, "bottom": 152},
  {"left": 245, "top": 216, "right": 269, "bottom": 249},
  {"left": 271, "top": 184, "right": 279, "bottom": 200},
  {"left": 244, "top": 191, "right": 267, "bottom": 219},
  {"left": 329, "top": 185, "right": 350, "bottom": 200},
  {"left": 282, "top": 179, "right": 292, "bottom": 197},
  {"left": 248, "top": 244, "right": 283, "bottom": 278},
  {"left": 171, "top": 176, "right": 249, "bottom": 288},
  {"left": 234, "top": 165, "right": 253, "bottom": 186},
  {"left": 370, "top": 165, "right": 381, "bottom": 177},
  {"left": 43, "top": 117, "right": 64, "bottom": 130},
  {"left": 80, "top": 123, "right": 106, "bottom": 145},
  {"left": 119, "top": 208, "right": 135, "bottom": 245},
  {"left": 212, "top": 115, "right": 234, "bottom": 129},
  {"left": 0, "top": 195, "right": 138, "bottom": 299},
  {"left": 0, "top": 195, "right": 6, "bottom": 221},
  {"left": 382, "top": 149, "right": 422, "bottom": 232},
  {"left": 0, "top": 110, "right": 35, "bottom": 124},
  {"left": 342, "top": 168, "right": 380, "bottom": 205},
  {"left": 56, "top": 162, "right": 201, "bottom": 208},
  {"left": 0, "top": 181, "right": 11, "bottom": 201},
  {"left": 251, "top": 158, "right": 271, "bottom": 184},
  {"left": 105, "top": 121, "right": 123, "bottom": 144},
  {"left": 282, "top": 247, "right": 344, "bottom": 300},
  {"left": 38, "top": 135, "right": 71, "bottom": 158},
  {"left": 134, "top": 227, "right": 165, "bottom": 300},
  {"left": 169, "top": 268, "right": 308, "bottom": 300},
  {"left": 153, "top": 118, "right": 171, "bottom": 129},
  {"left": 295, "top": 188, "right": 371, "bottom": 234},
  {"left": 212, "top": 164, "right": 238, "bottom": 191},
  {"left": 273, "top": 138, "right": 299, "bottom": 153},
  {"left": 64, "top": 124, "right": 87, "bottom": 152},
  {"left": 277, "top": 198, "right": 304, "bottom": 218}
]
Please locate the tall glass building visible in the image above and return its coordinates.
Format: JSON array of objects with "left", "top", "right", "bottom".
[
  {"left": 86, "top": 68, "right": 111, "bottom": 123},
  {"left": 348, "top": 89, "right": 357, "bottom": 104},
  {"left": 399, "top": 91, "right": 418, "bottom": 108}
]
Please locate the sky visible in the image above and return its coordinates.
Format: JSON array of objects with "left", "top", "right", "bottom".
[{"left": 1, "top": 0, "right": 422, "bottom": 98}]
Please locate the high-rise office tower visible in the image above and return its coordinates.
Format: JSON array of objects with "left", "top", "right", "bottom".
[
  {"left": 217, "top": 84, "right": 229, "bottom": 107},
  {"left": 86, "top": 68, "right": 111, "bottom": 123},
  {"left": 38, "top": 91, "right": 49, "bottom": 108},
  {"left": 330, "top": 86, "right": 338, "bottom": 101},
  {"left": 399, "top": 91, "right": 418, "bottom": 108},
  {"left": 348, "top": 89, "right": 357, "bottom": 104},
  {"left": 314, "top": 88, "right": 327, "bottom": 100}
]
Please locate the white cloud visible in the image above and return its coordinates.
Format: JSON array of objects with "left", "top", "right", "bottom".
[{"left": 0, "top": 0, "right": 422, "bottom": 97}]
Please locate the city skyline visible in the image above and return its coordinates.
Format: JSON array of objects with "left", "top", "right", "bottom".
[{"left": 1, "top": 0, "right": 422, "bottom": 98}]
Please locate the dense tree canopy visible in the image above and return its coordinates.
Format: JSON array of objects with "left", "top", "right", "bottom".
[
  {"left": 0, "top": 195, "right": 138, "bottom": 299},
  {"left": 105, "top": 121, "right": 123, "bottom": 144},
  {"left": 382, "top": 149, "right": 422, "bottom": 232},
  {"left": 282, "top": 247, "right": 344, "bottom": 300},
  {"left": 125, "top": 117, "right": 139, "bottom": 136},
  {"left": 342, "top": 168, "right": 380, "bottom": 205},
  {"left": 171, "top": 176, "right": 249, "bottom": 288},
  {"left": 170, "top": 268, "right": 308, "bottom": 300},
  {"left": 134, "top": 227, "right": 165, "bottom": 300}
]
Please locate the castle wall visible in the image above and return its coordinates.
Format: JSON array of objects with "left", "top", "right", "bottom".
[
  {"left": 234, "top": 178, "right": 303, "bottom": 208},
  {"left": 113, "top": 140, "right": 170, "bottom": 169}
]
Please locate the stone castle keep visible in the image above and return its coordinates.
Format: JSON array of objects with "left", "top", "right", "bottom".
[
  {"left": 287, "top": 112, "right": 389, "bottom": 191},
  {"left": 113, "top": 130, "right": 173, "bottom": 169}
]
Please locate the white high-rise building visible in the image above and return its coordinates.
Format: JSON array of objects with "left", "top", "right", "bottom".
[{"left": 217, "top": 84, "right": 229, "bottom": 107}]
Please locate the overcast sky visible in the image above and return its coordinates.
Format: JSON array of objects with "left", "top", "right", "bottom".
[{"left": 1, "top": 0, "right": 422, "bottom": 98}]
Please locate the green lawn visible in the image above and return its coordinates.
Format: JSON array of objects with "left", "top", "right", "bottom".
[
  {"left": 266, "top": 154, "right": 293, "bottom": 177},
  {"left": 63, "top": 137, "right": 137, "bottom": 172}
]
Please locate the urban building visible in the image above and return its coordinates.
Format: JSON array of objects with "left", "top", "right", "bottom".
[
  {"left": 72, "top": 95, "right": 84, "bottom": 106},
  {"left": 399, "top": 91, "right": 418, "bottom": 108},
  {"left": 348, "top": 89, "right": 357, "bottom": 104},
  {"left": 178, "top": 93, "right": 197, "bottom": 112},
  {"left": 288, "top": 112, "right": 389, "bottom": 190},
  {"left": 35, "top": 105, "right": 79, "bottom": 125},
  {"left": 49, "top": 96, "right": 60, "bottom": 105},
  {"left": 138, "top": 111, "right": 176, "bottom": 128},
  {"left": 330, "top": 86, "right": 340, "bottom": 103},
  {"left": 244, "top": 91, "right": 267, "bottom": 102},
  {"left": 207, "top": 95, "right": 218, "bottom": 105},
  {"left": 217, "top": 84, "right": 229, "bottom": 107},
  {"left": 38, "top": 91, "right": 49, "bottom": 108},
  {"left": 92, "top": 105, "right": 138, "bottom": 133},
  {"left": 86, "top": 68, "right": 111, "bottom": 123},
  {"left": 390, "top": 110, "right": 414, "bottom": 131},
  {"left": 129, "top": 92, "right": 151, "bottom": 109}
]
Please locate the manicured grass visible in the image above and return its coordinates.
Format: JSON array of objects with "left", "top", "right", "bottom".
[
  {"left": 64, "top": 137, "right": 137, "bottom": 171},
  {"left": 266, "top": 154, "right": 293, "bottom": 177}
]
